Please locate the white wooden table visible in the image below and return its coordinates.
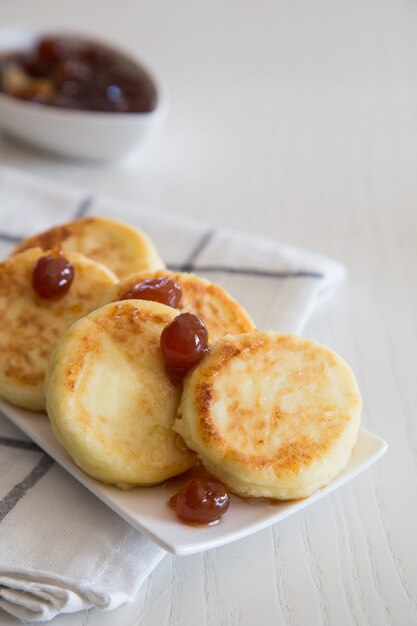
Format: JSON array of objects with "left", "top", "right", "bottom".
[{"left": 0, "top": 1, "right": 416, "bottom": 624}]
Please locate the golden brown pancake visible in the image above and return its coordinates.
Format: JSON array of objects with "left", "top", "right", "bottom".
[
  {"left": 12, "top": 217, "right": 164, "bottom": 279},
  {"left": 175, "top": 332, "right": 361, "bottom": 499},
  {"left": 0, "top": 247, "right": 117, "bottom": 411},
  {"left": 101, "top": 269, "right": 255, "bottom": 342},
  {"left": 45, "top": 300, "right": 196, "bottom": 488}
]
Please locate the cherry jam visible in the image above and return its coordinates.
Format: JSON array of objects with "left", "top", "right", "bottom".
[
  {"left": 32, "top": 250, "right": 74, "bottom": 299},
  {"left": 160, "top": 313, "right": 209, "bottom": 382},
  {"left": 0, "top": 36, "right": 157, "bottom": 113},
  {"left": 169, "top": 478, "right": 230, "bottom": 524},
  {"left": 120, "top": 277, "right": 183, "bottom": 309}
]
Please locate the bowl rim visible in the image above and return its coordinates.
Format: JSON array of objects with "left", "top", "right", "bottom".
[{"left": 0, "top": 25, "right": 167, "bottom": 122}]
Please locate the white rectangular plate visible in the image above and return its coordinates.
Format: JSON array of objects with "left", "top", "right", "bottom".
[{"left": 0, "top": 398, "right": 387, "bottom": 555}]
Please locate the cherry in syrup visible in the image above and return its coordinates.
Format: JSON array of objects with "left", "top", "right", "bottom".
[
  {"left": 32, "top": 249, "right": 74, "bottom": 299},
  {"left": 160, "top": 312, "right": 209, "bottom": 382},
  {"left": 169, "top": 477, "right": 230, "bottom": 524},
  {"left": 120, "top": 277, "right": 183, "bottom": 309}
]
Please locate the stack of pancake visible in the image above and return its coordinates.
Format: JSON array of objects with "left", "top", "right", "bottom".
[{"left": 0, "top": 217, "right": 361, "bottom": 500}]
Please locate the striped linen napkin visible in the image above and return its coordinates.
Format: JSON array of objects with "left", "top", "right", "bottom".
[{"left": 0, "top": 166, "right": 346, "bottom": 622}]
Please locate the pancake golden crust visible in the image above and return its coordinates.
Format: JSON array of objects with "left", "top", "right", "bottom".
[
  {"left": 175, "top": 332, "right": 361, "bottom": 499},
  {"left": 12, "top": 217, "right": 164, "bottom": 278},
  {"left": 45, "top": 300, "right": 196, "bottom": 488},
  {"left": 0, "top": 248, "right": 118, "bottom": 411},
  {"left": 101, "top": 269, "right": 255, "bottom": 342}
]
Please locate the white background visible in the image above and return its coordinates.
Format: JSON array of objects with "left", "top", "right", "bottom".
[{"left": 0, "top": 1, "right": 416, "bottom": 624}]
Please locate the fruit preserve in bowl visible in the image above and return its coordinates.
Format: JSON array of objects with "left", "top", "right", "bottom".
[{"left": 0, "top": 27, "right": 166, "bottom": 160}]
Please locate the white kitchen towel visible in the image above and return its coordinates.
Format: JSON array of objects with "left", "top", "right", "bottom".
[{"left": 0, "top": 165, "right": 346, "bottom": 623}]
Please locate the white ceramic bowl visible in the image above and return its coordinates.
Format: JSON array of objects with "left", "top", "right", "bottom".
[{"left": 0, "top": 28, "right": 166, "bottom": 160}]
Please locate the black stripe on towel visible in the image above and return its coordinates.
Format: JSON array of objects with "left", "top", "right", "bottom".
[
  {"left": 0, "top": 437, "right": 41, "bottom": 452},
  {"left": 73, "top": 195, "right": 94, "bottom": 219},
  {"left": 167, "top": 265, "right": 324, "bottom": 280},
  {"left": 0, "top": 455, "right": 54, "bottom": 524},
  {"left": 0, "top": 232, "right": 22, "bottom": 244},
  {"left": 0, "top": 195, "right": 94, "bottom": 246},
  {"left": 176, "top": 229, "right": 217, "bottom": 272}
]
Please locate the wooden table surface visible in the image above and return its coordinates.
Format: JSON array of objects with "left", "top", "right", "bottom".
[{"left": 0, "top": 1, "right": 416, "bottom": 624}]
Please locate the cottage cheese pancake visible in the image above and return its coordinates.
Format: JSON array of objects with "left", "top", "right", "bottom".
[
  {"left": 175, "top": 332, "right": 361, "bottom": 499},
  {"left": 12, "top": 217, "right": 164, "bottom": 278},
  {"left": 102, "top": 269, "right": 255, "bottom": 342},
  {"left": 46, "top": 300, "right": 196, "bottom": 488},
  {"left": 0, "top": 248, "right": 117, "bottom": 411}
]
